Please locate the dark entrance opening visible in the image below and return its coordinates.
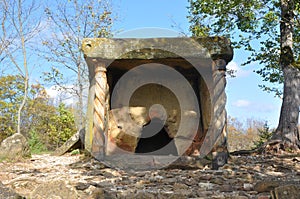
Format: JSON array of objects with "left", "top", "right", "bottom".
[{"left": 135, "top": 118, "right": 178, "bottom": 155}]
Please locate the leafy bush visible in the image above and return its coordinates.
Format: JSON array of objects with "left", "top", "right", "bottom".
[
  {"left": 0, "top": 75, "right": 24, "bottom": 142},
  {"left": 48, "top": 103, "right": 77, "bottom": 149},
  {"left": 0, "top": 75, "right": 77, "bottom": 150},
  {"left": 27, "top": 103, "right": 77, "bottom": 151},
  {"left": 28, "top": 130, "right": 48, "bottom": 154}
]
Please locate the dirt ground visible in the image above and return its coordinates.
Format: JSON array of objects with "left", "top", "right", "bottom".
[{"left": 0, "top": 153, "right": 299, "bottom": 198}]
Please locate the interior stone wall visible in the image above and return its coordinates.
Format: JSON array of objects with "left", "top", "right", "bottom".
[
  {"left": 129, "top": 84, "right": 181, "bottom": 138},
  {"left": 106, "top": 83, "right": 182, "bottom": 155},
  {"left": 107, "top": 107, "right": 147, "bottom": 155},
  {"left": 106, "top": 70, "right": 211, "bottom": 156},
  {"left": 104, "top": 56, "right": 215, "bottom": 156}
]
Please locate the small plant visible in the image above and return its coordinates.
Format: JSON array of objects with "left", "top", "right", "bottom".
[
  {"left": 70, "top": 149, "right": 80, "bottom": 155},
  {"left": 253, "top": 122, "right": 274, "bottom": 149}
]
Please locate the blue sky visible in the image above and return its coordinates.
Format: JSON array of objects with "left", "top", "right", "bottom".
[{"left": 112, "top": 0, "right": 282, "bottom": 128}]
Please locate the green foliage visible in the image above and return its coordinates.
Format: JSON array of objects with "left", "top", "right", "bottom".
[
  {"left": 0, "top": 75, "right": 24, "bottom": 142},
  {"left": 70, "top": 149, "right": 80, "bottom": 155},
  {"left": 48, "top": 103, "right": 77, "bottom": 149},
  {"left": 253, "top": 122, "right": 274, "bottom": 149},
  {"left": 0, "top": 75, "right": 77, "bottom": 150},
  {"left": 28, "top": 130, "right": 47, "bottom": 154},
  {"left": 188, "top": 0, "right": 300, "bottom": 96},
  {"left": 26, "top": 101, "right": 77, "bottom": 150}
]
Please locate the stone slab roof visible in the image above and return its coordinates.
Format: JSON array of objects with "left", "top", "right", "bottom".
[{"left": 82, "top": 37, "right": 233, "bottom": 63}]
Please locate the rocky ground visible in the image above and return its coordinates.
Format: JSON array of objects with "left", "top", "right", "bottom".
[{"left": 0, "top": 153, "right": 299, "bottom": 199}]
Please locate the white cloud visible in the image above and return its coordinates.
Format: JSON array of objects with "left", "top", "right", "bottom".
[
  {"left": 232, "top": 99, "right": 277, "bottom": 113},
  {"left": 115, "top": 27, "right": 181, "bottom": 38},
  {"left": 232, "top": 99, "right": 251, "bottom": 108},
  {"left": 253, "top": 103, "right": 277, "bottom": 113},
  {"left": 45, "top": 85, "right": 74, "bottom": 105},
  {"left": 227, "top": 61, "right": 251, "bottom": 78},
  {"left": 45, "top": 86, "right": 59, "bottom": 98}
]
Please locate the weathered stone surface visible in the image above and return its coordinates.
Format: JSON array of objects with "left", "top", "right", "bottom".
[
  {"left": 0, "top": 181, "right": 24, "bottom": 199},
  {"left": 173, "top": 137, "right": 194, "bottom": 155},
  {"left": 82, "top": 37, "right": 233, "bottom": 62},
  {"left": 107, "top": 104, "right": 186, "bottom": 155},
  {"left": 30, "top": 180, "right": 78, "bottom": 199},
  {"left": 107, "top": 107, "right": 146, "bottom": 154},
  {"left": 54, "top": 128, "right": 85, "bottom": 155},
  {"left": 257, "top": 195, "right": 271, "bottom": 199},
  {"left": 0, "top": 133, "right": 30, "bottom": 160},
  {"left": 83, "top": 37, "right": 232, "bottom": 159},
  {"left": 212, "top": 151, "right": 229, "bottom": 170},
  {"left": 220, "top": 184, "right": 233, "bottom": 192},
  {"left": 128, "top": 84, "right": 181, "bottom": 139},
  {"left": 271, "top": 185, "right": 300, "bottom": 199},
  {"left": 103, "top": 154, "right": 179, "bottom": 170},
  {"left": 254, "top": 181, "right": 281, "bottom": 193},
  {"left": 243, "top": 183, "right": 253, "bottom": 191}
]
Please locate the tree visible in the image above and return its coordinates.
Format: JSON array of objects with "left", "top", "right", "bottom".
[
  {"left": 40, "top": 0, "right": 114, "bottom": 129},
  {"left": 253, "top": 122, "right": 274, "bottom": 149},
  {"left": 0, "top": 75, "right": 24, "bottom": 141},
  {"left": 0, "top": 74, "right": 77, "bottom": 150},
  {"left": 227, "top": 116, "right": 265, "bottom": 151},
  {"left": 0, "top": 0, "right": 42, "bottom": 135},
  {"left": 188, "top": 0, "right": 300, "bottom": 152},
  {"left": 22, "top": 84, "right": 77, "bottom": 150},
  {"left": 47, "top": 103, "right": 77, "bottom": 149}
]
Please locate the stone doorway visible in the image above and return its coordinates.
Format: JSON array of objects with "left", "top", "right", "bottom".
[
  {"left": 135, "top": 118, "right": 178, "bottom": 156},
  {"left": 106, "top": 63, "right": 205, "bottom": 157}
]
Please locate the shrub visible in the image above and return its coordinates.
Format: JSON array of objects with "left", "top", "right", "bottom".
[
  {"left": 253, "top": 122, "right": 274, "bottom": 149},
  {"left": 28, "top": 130, "right": 48, "bottom": 154},
  {"left": 47, "top": 103, "right": 77, "bottom": 149}
]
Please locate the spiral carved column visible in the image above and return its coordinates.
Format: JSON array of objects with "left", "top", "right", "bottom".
[
  {"left": 211, "top": 59, "right": 228, "bottom": 169},
  {"left": 91, "top": 64, "right": 109, "bottom": 160}
]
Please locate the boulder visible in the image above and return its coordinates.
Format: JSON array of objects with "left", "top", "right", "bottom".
[
  {"left": 30, "top": 180, "right": 78, "bottom": 199},
  {"left": 254, "top": 181, "right": 281, "bottom": 193},
  {"left": 107, "top": 107, "right": 146, "bottom": 155},
  {"left": 0, "top": 181, "right": 24, "bottom": 199},
  {"left": 0, "top": 133, "right": 30, "bottom": 160},
  {"left": 54, "top": 128, "right": 85, "bottom": 155},
  {"left": 271, "top": 185, "right": 300, "bottom": 199},
  {"left": 107, "top": 106, "right": 181, "bottom": 155}
]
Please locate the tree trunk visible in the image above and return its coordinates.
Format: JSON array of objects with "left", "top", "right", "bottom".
[
  {"left": 269, "top": 0, "right": 300, "bottom": 152},
  {"left": 17, "top": 76, "right": 28, "bottom": 135},
  {"left": 77, "top": 62, "right": 85, "bottom": 130},
  {"left": 17, "top": 0, "right": 28, "bottom": 136},
  {"left": 273, "top": 66, "right": 300, "bottom": 150}
]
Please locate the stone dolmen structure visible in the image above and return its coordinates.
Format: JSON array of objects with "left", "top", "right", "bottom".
[{"left": 81, "top": 37, "right": 233, "bottom": 170}]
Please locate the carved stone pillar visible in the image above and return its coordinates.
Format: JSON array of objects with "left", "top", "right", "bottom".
[
  {"left": 91, "top": 64, "right": 109, "bottom": 160},
  {"left": 211, "top": 59, "right": 228, "bottom": 169}
]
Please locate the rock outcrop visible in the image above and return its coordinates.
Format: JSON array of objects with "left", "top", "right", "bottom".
[
  {"left": 0, "top": 133, "right": 30, "bottom": 160},
  {"left": 30, "top": 180, "right": 79, "bottom": 199},
  {"left": 271, "top": 184, "right": 300, "bottom": 199},
  {"left": 54, "top": 128, "right": 85, "bottom": 156},
  {"left": 0, "top": 181, "right": 24, "bottom": 199}
]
